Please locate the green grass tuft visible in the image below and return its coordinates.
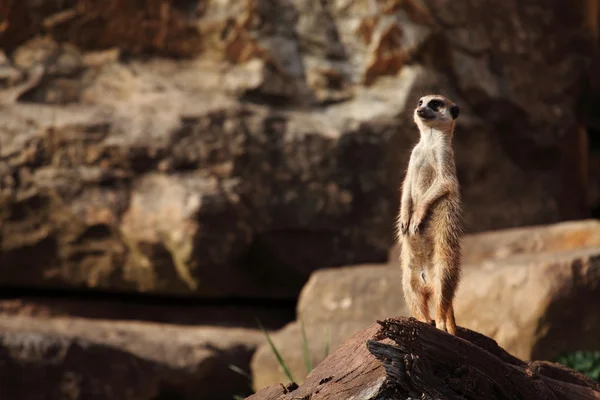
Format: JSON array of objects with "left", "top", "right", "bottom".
[
  {"left": 300, "top": 319, "right": 313, "bottom": 374},
  {"left": 229, "top": 364, "right": 252, "bottom": 381},
  {"left": 231, "top": 320, "right": 333, "bottom": 399},
  {"left": 256, "top": 318, "right": 296, "bottom": 383},
  {"left": 323, "top": 325, "right": 330, "bottom": 359},
  {"left": 554, "top": 350, "right": 600, "bottom": 382},
  {"left": 228, "top": 364, "right": 253, "bottom": 400}
]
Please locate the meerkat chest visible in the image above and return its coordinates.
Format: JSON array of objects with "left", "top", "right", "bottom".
[
  {"left": 413, "top": 163, "right": 436, "bottom": 194},
  {"left": 410, "top": 147, "right": 438, "bottom": 197}
]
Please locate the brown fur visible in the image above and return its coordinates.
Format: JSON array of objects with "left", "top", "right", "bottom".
[{"left": 396, "top": 94, "right": 463, "bottom": 335}]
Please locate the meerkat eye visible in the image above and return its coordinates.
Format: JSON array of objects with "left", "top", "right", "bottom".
[{"left": 428, "top": 100, "right": 443, "bottom": 111}]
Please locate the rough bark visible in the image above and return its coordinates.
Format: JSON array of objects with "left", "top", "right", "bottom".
[{"left": 247, "top": 317, "right": 600, "bottom": 400}]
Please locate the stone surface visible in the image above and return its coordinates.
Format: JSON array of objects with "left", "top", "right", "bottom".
[
  {"left": 252, "top": 220, "right": 600, "bottom": 389},
  {"left": 459, "top": 219, "right": 600, "bottom": 264},
  {"left": 0, "top": 0, "right": 597, "bottom": 298},
  {"left": 388, "top": 219, "right": 600, "bottom": 264},
  {"left": 249, "top": 321, "right": 390, "bottom": 400},
  {"left": 251, "top": 319, "right": 373, "bottom": 391},
  {"left": 0, "top": 296, "right": 294, "bottom": 330},
  {"left": 0, "top": 314, "right": 264, "bottom": 400}
]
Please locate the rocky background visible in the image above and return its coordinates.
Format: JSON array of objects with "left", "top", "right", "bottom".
[{"left": 0, "top": 0, "right": 599, "bottom": 399}]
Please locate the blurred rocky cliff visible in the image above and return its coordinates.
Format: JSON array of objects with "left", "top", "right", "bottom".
[
  {"left": 2, "top": 1, "right": 600, "bottom": 399},
  {"left": 1, "top": 0, "right": 598, "bottom": 299}
]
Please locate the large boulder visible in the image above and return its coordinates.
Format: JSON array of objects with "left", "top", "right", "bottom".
[
  {"left": 251, "top": 220, "right": 600, "bottom": 390},
  {"left": 0, "top": 0, "right": 597, "bottom": 298},
  {"left": 0, "top": 314, "right": 264, "bottom": 400},
  {"left": 389, "top": 219, "right": 600, "bottom": 264},
  {"left": 250, "top": 319, "right": 372, "bottom": 391},
  {"left": 0, "top": 296, "right": 294, "bottom": 330}
]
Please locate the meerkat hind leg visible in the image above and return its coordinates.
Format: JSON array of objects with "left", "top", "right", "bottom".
[
  {"left": 401, "top": 248, "right": 432, "bottom": 322},
  {"left": 402, "top": 267, "right": 432, "bottom": 323},
  {"left": 433, "top": 252, "right": 459, "bottom": 335},
  {"left": 446, "top": 305, "right": 457, "bottom": 335}
]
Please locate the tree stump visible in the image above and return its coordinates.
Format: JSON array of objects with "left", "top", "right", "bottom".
[{"left": 247, "top": 317, "right": 600, "bottom": 400}]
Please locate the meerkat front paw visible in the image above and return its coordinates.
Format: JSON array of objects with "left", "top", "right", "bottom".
[
  {"left": 409, "top": 214, "right": 423, "bottom": 234},
  {"left": 409, "top": 207, "right": 427, "bottom": 234},
  {"left": 399, "top": 212, "right": 411, "bottom": 235}
]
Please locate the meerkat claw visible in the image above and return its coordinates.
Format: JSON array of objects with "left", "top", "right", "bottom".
[
  {"left": 409, "top": 219, "right": 421, "bottom": 235},
  {"left": 399, "top": 216, "right": 410, "bottom": 235}
]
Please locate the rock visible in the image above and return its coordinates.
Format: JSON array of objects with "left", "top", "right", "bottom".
[
  {"left": 0, "top": 314, "right": 265, "bottom": 400},
  {"left": 388, "top": 219, "right": 600, "bottom": 264},
  {"left": 250, "top": 265, "right": 405, "bottom": 389},
  {"left": 589, "top": 137, "right": 600, "bottom": 216},
  {"left": 250, "top": 320, "right": 372, "bottom": 391},
  {"left": 0, "top": 0, "right": 597, "bottom": 298},
  {"left": 252, "top": 220, "right": 600, "bottom": 388},
  {"left": 249, "top": 321, "right": 390, "bottom": 400},
  {"left": 460, "top": 219, "right": 600, "bottom": 264},
  {"left": 0, "top": 296, "right": 294, "bottom": 330}
]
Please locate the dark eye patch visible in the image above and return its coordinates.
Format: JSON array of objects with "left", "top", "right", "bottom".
[{"left": 428, "top": 99, "right": 444, "bottom": 110}]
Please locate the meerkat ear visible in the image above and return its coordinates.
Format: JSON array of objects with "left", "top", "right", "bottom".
[{"left": 450, "top": 105, "right": 460, "bottom": 119}]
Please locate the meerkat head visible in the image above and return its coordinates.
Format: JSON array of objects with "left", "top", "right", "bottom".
[{"left": 413, "top": 94, "right": 459, "bottom": 134}]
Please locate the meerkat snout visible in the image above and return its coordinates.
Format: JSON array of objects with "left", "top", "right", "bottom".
[
  {"left": 413, "top": 95, "right": 460, "bottom": 130},
  {"left": 416, "top": 106, "right": 436, "bottom": 120}
]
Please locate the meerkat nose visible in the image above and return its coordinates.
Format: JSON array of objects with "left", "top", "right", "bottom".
[{"left": 417, "top": 108, "right": 434, "bottom": 119}]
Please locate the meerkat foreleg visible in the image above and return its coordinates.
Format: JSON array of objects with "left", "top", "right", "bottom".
[
  {"left": 398, "top": 176, "right": 413, "bottom": 236},
  {"left": 410, "top": 179, "right": 452, "bottom": 234},
  {"left": 401, "top": 244, "right": 432, "bottom": 323}
]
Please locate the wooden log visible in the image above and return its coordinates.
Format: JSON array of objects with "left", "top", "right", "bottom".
[{"left": 247, "top": 317, "right": 600, "bottom": 400}]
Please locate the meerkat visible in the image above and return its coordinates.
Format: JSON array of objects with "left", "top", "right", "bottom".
[{"left": 396, "top": 94, "right": 462, "bottom": 335}]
